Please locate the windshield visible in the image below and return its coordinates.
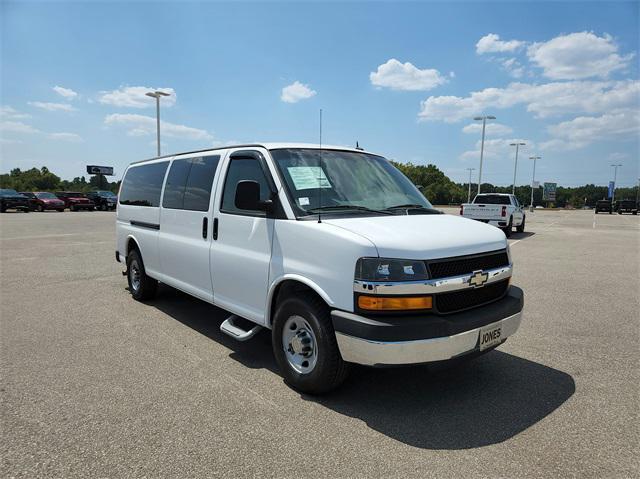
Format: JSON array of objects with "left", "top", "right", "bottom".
[
  {"left": 474, "top": 194, "right": 511, "bottom": 205},
  {"left": 271, "top": 148, "right": 432, "bottom": 216},
  {"left": 0, "top": 189, "right": 20, "bottom": 197},
  {"left": 96, "top": 190, "right": 116, "bottom": 197},
  {"left": 36, "top": 192, "right": 58, "bottom": 199}
]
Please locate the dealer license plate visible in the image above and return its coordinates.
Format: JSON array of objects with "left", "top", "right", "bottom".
[{"left": 479, "top": 324, "right": 503, "bottom": 351}]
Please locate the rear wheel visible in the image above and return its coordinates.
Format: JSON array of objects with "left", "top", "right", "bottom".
[
  {"left": 272, "top": 293, "right": 349, "bottom": 394},
  {"left": 126, "top": 248, "right": 158, "bottom": 301},
  {"left": 516, "top": 216, "right": 526, "bottom": 233},
  {"left": 502, "top": 217, "right": 513, "bottom": 237},
  {"left": 57, "top": 209, "right": 64, "bottom": 212}
]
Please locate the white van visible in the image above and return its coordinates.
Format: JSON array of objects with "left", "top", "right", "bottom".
[{"left": 116, "top": 143, "right": 523, "bottom": 393}]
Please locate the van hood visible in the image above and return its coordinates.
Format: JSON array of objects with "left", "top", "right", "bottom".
[{"left": 323, "top": 214, "right": 507, "bottom": 259}]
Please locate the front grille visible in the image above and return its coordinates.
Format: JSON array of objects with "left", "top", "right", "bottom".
[
  {"left": 435, "top": 280, "right": 509, "bottom": 314},
  {"left": 427, "top": 250, "right": 509, "bottom": 279}
]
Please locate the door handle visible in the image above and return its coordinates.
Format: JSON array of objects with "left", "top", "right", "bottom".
[
  {"left": 213, "top": 218, "right": 219, "bottom": 240},
  {"left": 202, "top": 217, "right": 208, "bottom": 239}
]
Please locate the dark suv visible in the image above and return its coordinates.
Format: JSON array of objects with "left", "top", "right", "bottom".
[
  {"left": 595, "top": 200, "right": 612, "bottom": 214},
  {"left": 0, "top": 189, "right": 31, "bottom": 212},
  {"left": 86, "top": 190, "right": 117, "bottom": 211},
  {"left": 615, "top": 200, "right": 638, "bottom": 215},
  {"left": 55, "top": 192, "right": 95, "bottom": 211}
]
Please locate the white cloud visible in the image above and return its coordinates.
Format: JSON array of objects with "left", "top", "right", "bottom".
[
  {"left": 28, "top": 101, "right": 76, "bottom": 112},
  {"left": 104, "top": 113, "right": 212, "bottom": 141},
  {"left": 48, "top": 132, "right": 83, "bottom": 142},
  {"left": 1, "top": 106, "right": 31, "bottom": 120},
  {"left": 476, "top": 34, "right": 525, "bottom": 54},
  {"left": 0, "top": 120, "right": 40, "bottom": 134},
  {"left": 540, "top": 108, "right": 639, "bottom": 151},
  {"left": 462, "top": 122, "right": 513, "bottom": 136},
  {"left": 460, "top": 138, "right": 533, "bottom": 161},
  {"left": 501, "top": 58, "right": 525, "bottom": 78},
  {"left": 53, "top": 85, "right": 78, "bottom": 99},
  {"left": 281, "top": 81, "right": 317, "bottom": 103},
  {"left": 528, "top": 32, "right": 634, "bottom": 80},
  {"left": 370, "top": 59, "right": 448, "bottom": 91},
  {"left": 98, "top": 86, "right": 176, "bottom": 108},
  {"left": 418, "top": 79, "right": 639, "bottom": 122}
]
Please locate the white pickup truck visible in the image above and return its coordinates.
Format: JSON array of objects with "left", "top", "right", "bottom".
[{"left": 460, "top": 193, "right": 525, "bottom": 237}]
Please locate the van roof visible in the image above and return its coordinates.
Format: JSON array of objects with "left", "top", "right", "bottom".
[{"left": 130, "top": 142, "right": 378, "bottom": 165}]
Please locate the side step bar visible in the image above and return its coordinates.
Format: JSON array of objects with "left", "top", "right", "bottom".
[{"left": 220, "top": 315, "right": 262, "bottom": 342}]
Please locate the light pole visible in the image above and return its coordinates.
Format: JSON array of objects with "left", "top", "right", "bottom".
[
  {"left": 146, "top": 91, "right": 171, "bottom": 156},
  {"left": 529, "top": 156, "right": 540, "bottom": 212},
  {"left": 610, "top": 163, "right": 622, "bottom": 204},
  {"left": 473, "top": 115, "right": 496, "bottom": 194},
  {"left": 510, "top": 142, "right": 526, "bottom": 194},
  {"left": 466, "top": 167, "right": 476, "bottom": 203}
]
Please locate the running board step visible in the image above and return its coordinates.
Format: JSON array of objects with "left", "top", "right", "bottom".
[{"left": 220, "top": 315, "right": 262, "bottom": 341}]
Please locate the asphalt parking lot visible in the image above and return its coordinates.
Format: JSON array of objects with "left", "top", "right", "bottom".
[{"left": 1, "top": 208, "right": 638, "bottom": 478}]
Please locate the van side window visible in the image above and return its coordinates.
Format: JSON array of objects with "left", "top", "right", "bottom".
[
  {"left": 162, "top": 155, "right": 220, "bottom": 211},
  {"left": 221, "top": 158, "right": 271, "bottom": 215},
  {"left": 119, "top": 161, "right": 169, "bottom": 207}
]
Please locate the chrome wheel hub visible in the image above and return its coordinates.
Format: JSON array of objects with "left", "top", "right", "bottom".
[
  {"left": 282, "top": 315, "right": 318, "bottom": 374},
  {"left": 130, "top": 260, "right": 141, "bottom": 291}
]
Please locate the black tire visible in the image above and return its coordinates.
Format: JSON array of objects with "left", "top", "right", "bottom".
[
  {"left": 126, "top": 248, "right": 158, "bottom": 301},
  {"left": 89, "top": 207, "right": 95, "bottom": 212},
  {"left": 502, "top": 217, "right": 513, "bottom": 237},
  {"left": 272, "top": 293, "right": 349, "bottom": 394},
  {"left": 38, "top": 204, "right": 45, "bottom": 212},
  {"left": 516, "top": 216, "right": 525, "bottom": 233},
  {"left": 22, "top": 207, "right": 30, "bottom": 213},
  {"left": 71, "top": 206, "right": 77, "bottom": 212},
  {"left": 609, "top": 211, "right": 612, "bottom": 215},
  {"left": 595, "top": 211, "right": 598, "bottom": 214},
  {"left": 0, "top": 204, "right": 5, "bottom": 213},
  {"left": 101, "top": 204, "right": 107, "bottom": 211},
  {"left": 57, "top": 209, "right": 64, "bottom": 212},
  {"left": 633, "top": 211, "right": 637, "bottom": 215}
]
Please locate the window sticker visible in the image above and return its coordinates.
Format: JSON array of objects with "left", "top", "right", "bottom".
[
  {"left": 298, "top": 197, "right": 310, "bottom": 206},
  {"left": 287, "top": 166, "right": 332, "bottom": 190}
]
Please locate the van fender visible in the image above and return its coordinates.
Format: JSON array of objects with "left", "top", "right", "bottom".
[{"left": 266, "top": 274, "right": 335, "bottom": 326}]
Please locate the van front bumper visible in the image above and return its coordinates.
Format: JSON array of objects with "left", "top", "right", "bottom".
[{"left": 331, "top": 286, "right": 523, "bottom": 366}]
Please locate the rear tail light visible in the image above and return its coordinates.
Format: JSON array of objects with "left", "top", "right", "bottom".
[{"left": 501, "top": 206, "right": 507, "bottom": 217}]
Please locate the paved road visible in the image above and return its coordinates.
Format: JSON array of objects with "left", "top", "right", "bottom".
[{"left": 1, "top": 209, "right": 638, "bottom": 478}]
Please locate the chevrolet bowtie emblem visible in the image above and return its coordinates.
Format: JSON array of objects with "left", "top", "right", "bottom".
[{"left": 469, "top": 270, "right": 489, "bottom": 288}]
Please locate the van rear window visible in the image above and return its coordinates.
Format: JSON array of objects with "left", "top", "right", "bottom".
[{"left": 119, "top": 162, "right": 169, "bottom": 207}]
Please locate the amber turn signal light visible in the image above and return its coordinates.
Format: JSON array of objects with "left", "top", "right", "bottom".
[{"left": 358, "top": 295, "right": 433, "bottom": 311}]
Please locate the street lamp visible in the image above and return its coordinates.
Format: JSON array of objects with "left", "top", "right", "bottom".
[
  {"left": 146, "top": 91, "right": 171, "bottom": 156},
  {"left": 529, "top": 156, "right": 541, "bottom": 212},
  {"left": 510, "top": 142, "right": 526, "bottom": 194},
  {"left": 473, "top": 115, "right": 496, "bottom": 194},
  {"left": 610, "top": 164, "right": 622, "bottom": 204},
  {"left": 466, "top": 167, "right": 476, "bottom": 203}
]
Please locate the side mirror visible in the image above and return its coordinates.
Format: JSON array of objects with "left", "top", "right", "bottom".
[{"left": 235, "top": 180, "right": 273, "bottom": 212}]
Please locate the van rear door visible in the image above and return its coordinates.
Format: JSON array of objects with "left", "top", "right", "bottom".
[{"left": 158, "top": 155, "right": 222, "bottom": 302}]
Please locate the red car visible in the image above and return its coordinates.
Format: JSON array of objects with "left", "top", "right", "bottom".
[
  {"left": 20, "top": 192, "right": 66, "bottom": 212},
  {"left": 55, "top": 191, "right": 95, "bottom": 211}
]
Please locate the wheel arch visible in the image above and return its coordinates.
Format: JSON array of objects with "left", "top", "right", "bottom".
[{"left": 266, "top": 275, "right": 334, "bottom": 327}]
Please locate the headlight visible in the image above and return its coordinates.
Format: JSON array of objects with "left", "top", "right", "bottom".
[{"left": 355, "top": 257, "right": 429, "bottom": 282}]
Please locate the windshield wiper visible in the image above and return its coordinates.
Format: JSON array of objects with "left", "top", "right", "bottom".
[
  {"left": 307, "top": 205, "right": 394, "bottom": 215},
  {"left": 384, "top": 204, "right": 442, "bottom": 214}
]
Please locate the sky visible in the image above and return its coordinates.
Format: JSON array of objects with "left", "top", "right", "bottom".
[{"left": 1, "top": 0, "right": 639, "bottom": 188}]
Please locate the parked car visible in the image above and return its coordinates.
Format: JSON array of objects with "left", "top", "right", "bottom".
[
  {"left": 614, "top": 200, "right": 638, "bottom": 215},
  {"left": 0, "top": 189, "right": 31, "bottom": 213},
  {"left": 116, "top": 143, "right": 524, "bottom": 394},
  {"left": 460, "top": 193, "right": 525, "bottom": 237},
  {"left": 86, "top": 190, "right": 117, "bottom": 210},
  {"left": 20, "top": 192, "right": 66, "bottom": 212},
  {"left": 595, "top": 200, "right": 612, "bottom": 214},
  {"left": 55, "top": 191, "right": 95, "bottom": 211}
]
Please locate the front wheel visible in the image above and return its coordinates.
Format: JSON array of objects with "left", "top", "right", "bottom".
[
  {"left": 38, "top": 204, "right": 45, "bottom": 212},
  {"left": 126, "top": 249, "right": 158, "bottom": 301},
  {"left": 516, "top": 216, "right": 526, "bottom": 233},
  {"left": 272, "top": 294, "right": 349, "bottom": 394}
]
